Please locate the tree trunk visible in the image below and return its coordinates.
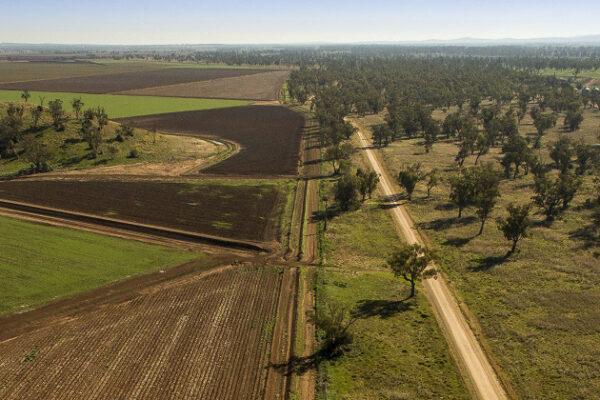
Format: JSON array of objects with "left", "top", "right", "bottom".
[
  {"left": 410, "top": 279, "right": 416, "bottom": 298},
  {"left": 478, "top": 218, "right": 486, "bottom": 235},
  {"left": 510, "top": 239, "right": 518, "bottom": 254},
  {"left": 458, "top": 207, "right": 463, "bottom": 219}
]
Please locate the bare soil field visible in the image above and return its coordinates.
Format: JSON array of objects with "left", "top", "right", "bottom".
[
  {"left": 0, "top": 178, "right": 290, "bottom": 242},
  {"left": 118, "top": 70, "right": 290, "bottom": 101},
  {"left": 0, "top": 262, "right": 285, "bottom": 400},
  {"left": 118, "top": 106, "right": 305, "bottom": 176},
  {"left": 0, "top": 68, "right": 269, "bottom": 93},
  {"left": 0, "top": 61, "right": 166, "bottom": 83}
]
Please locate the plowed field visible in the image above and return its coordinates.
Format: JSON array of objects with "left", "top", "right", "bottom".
[
  {"left": 0, "top": 179, "right": 290, "bottom": 242},
  {"left": 119, "top": 70, "right": 290, "bottom": 101},
  {"left": 0, "top": 68, "right": 268, "bottom": 94},
  {"left": 118, "top": 106, "right": 305, "bottom": 176},
  {"left": 0, "top": 264, "right": 284, "bottom": 400}
]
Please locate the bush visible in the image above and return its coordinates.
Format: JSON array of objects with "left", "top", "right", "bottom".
[
  {"left": 128, "top": 148, "right": 139, "bottom": 159},
  {"left": 316, "top": 303, "right": 355, "bottom": 358}
]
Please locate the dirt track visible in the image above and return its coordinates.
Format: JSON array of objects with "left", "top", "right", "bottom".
[
  {"left": 353, "top": 121, "right": 509, "bottom": 400},
  {"left": 295, "top": 109, "right": 320, "bottom": 400}
]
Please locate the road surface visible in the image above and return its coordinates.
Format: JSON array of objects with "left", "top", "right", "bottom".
[{"left": 354, "top": 121, "right": 509, "bottom": 400}]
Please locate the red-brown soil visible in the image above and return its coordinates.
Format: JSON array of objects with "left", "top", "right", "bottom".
[
  {"left": 117, "top": 105, "right": 305, "bottom": 176},
  {"left": 0, "top": 178, "right": 288, "bottom": 242},
  {"left": 118, "top": 70, "right": 290, "bottom": 101},
  {"left": 0, "top": 262, "right": 285, "bottom": 400},
  {"left": 0, "top": 68, "right": 269, "bottom": 93}
]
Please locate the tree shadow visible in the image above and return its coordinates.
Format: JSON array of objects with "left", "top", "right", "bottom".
[
  {"left": 570, "top": 224, "right": 600, "bottom": 253},
  {"left": 411, "top": 196, "right": 436, "bottom": 205},
  {"left": 420, "top": 215, "right": 477, "bottom": 231},
  {"left": 303, "top": 158, "right": 321, "bottom": 166},
  {"left": 351, "top": 298, "right": 413, "bottom": 319},
  {"left": 63, "top": 137, "right": 82, "bottom": 145},
  {"left": 59, "top": 155, "right": 87, "bottom": 167},
  {"left": 530, "top": 218, "right": 554, "bottom": 228},
  {"left": 443, "top": 236, "right": 474, "bottom": 247},
  {"left": 435, "top": 202, "right": 455, "bottom": 211},
  {"left": 470, "top": 254, "right": 509, "bottom": 271},
  {"left": 269, "top": 346, "right": 341, "bottom": 377},
  {"left": 379, "top": 192, "right": 405, "bottom": 204},
  {"left": 311, "top": 205, "right": 341, "bottom": 223}
]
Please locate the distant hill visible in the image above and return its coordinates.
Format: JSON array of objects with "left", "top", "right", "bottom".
[{"left": 2, "top": 34, "right": 600, "bottom": 50}]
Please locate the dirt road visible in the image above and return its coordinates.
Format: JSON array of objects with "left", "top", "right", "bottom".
[{"left": 354, "top": 122, "right": 508, "bottom": 400}]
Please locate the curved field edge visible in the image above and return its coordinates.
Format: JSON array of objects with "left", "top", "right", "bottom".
[
  {"left": 0, "top": 117, "right": 227, "bottom": 179},
  {"left": 0, "top": 214, "right": 203, "bottom": 316},
  {"left": 0, "top": 90, "right": 250, "bottom": 119}
]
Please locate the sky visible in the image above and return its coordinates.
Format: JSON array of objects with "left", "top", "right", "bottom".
[{"left": 1, "top": 0, "right": 600, "bottom": 45}]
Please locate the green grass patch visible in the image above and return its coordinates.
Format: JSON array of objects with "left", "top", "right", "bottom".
[
  {"left": 0, "top": 90, "right": 249, "bottom": 119},
  {"left": 0, "top": 215, "right": 201, "bottom": 316},
  {"left": 317, "top": 176, "right": 469, "bottom": 399}
]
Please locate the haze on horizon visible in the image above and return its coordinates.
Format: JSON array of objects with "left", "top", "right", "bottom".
[{"left": 2, "top": 0, "right": 600, "bottom": 45}]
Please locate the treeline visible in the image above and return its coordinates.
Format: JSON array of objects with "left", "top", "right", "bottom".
[{"left": 92, "top": 45, "right": 600, "bottom": 71}]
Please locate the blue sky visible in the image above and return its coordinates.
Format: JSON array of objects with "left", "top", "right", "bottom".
[{"left": 1, "top": 0, "right": 599, "bottom": 44}]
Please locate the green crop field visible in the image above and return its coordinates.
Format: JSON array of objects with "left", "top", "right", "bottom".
[
  {"left": 0, "top": 215, "right": 202, "bottom": 316},
  {"left": 0, "top": 90, "right": 249, "bottom": 119}
]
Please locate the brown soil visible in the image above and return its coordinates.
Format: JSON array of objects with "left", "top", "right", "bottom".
[
  {"left": 118, "top": 70, "right": 290, "bottom": 101},
  {"left": 0, "top": 262, "right": 285, "bottom": 400},
  {"left": 264, "top": 267, "right": 298, "bottom": 400},
  {"left": 117, "top": 106, "right": 305, "bottom": 177},
  {"left": 0, "top": 178, "right": 287, "bottom": 243},
  {"left": 0, "top": 68, "right": 269, "bottom": 93}
]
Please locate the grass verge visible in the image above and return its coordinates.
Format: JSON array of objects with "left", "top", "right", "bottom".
[{"left": 316, "top": 173, "right": 469, "bottom": 399}]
